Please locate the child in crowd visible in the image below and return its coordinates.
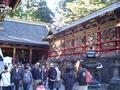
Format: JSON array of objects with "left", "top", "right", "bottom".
[{"left": 36, "top": 81, "right": 45, "bottom": 90}]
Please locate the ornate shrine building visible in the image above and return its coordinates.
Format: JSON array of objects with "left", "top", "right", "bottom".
[
  {"left": 47, "top": 2, "right": 120, "bottom": 83},
  {"left": 0, "top": 19, "right": 49, "bottom": 64},
  {"left": 1, "top": 0, "right": 21, "bottom": 10}
]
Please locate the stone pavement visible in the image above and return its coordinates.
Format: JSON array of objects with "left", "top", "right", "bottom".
[
  {"left": 29, "top": 83, "right": 65, "bottom": 90},
  {"left": 45, "top": 83, "right": 108, "bottom": 90},
  {"left": 73, "top": 83, "right": 108, "bottom": 90},
  {"left": 2, "top": 82, "right": 108, "bottom": 90},
  {"left": 29, "top": 83, "right": 108, "bottom": 90},
  {"left": 45, "top": 84, "right": 65, "bottom": 90}
]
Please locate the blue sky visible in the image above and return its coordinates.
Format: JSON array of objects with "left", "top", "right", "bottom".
[{"left": 46, "top": 0, "right": 62, "bottom": 12}]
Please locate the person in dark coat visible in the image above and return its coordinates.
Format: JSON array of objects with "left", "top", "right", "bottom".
[
  {"left": 31, "top": 63, "right": 40, "bottom": 90},
  {"left": 62, "top": 66, "right": 75, "bottom": 90},
  {"left": 31, "top": 63, "right": 40, "bottom": 81},
  {"left": 77, "top": 60, "right": 88, "bottom": 90},
  {"left": 11, "top": 63, "right": 23, "bottom": 90},
  {"left": 39, "top": 65, "right": 47, "bottom": 84},
  {"left": 21, "top": 63, "right": 33, "bottom": 90},
  {"left": 48, "top": 63, "right": 57, "bottom": 90}
]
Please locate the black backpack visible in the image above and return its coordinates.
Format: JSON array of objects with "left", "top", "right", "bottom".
[
  {"left": 22, "top": 70, "right": 32, "bottom": 83},
  {"left": 48, "top": 67, "right": 57, "bottom": 80}
]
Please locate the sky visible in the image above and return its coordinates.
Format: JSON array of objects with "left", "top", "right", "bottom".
[
  {"left": 21, "top": 0, "right": 63, "bottom": 13},
  {"left": 45, "top": 0, "right": 61, "bottom": 13}
]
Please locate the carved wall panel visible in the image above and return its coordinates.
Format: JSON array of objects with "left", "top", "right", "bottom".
[
  {"left": 101, "top": 28, "right": 117, "bottom": 41},
  {"left": 75, "top": 36, "right": 86, "bottom": 47},
  {"left": 86, "top": 33, "right": 98, "bottom": 45}
]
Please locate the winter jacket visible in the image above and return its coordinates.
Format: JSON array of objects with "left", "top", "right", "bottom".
[{"left": 62, "top": 68, "right": 75, "bottom": 90}]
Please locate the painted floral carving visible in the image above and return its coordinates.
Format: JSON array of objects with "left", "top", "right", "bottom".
[
  {"left": 101, "top": 28, "right": 117, "bottom": 41},
  {"left": 86, "top": 33, "right": 98, "bottom": 45}
]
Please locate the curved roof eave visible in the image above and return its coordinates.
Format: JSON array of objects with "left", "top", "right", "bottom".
[{"left": 0, "top": 39, "right": 49, "bottom": 47}]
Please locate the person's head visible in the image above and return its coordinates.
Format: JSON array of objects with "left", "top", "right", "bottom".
[
  {"left": 4, "top": 65, "right": 8, "bottom": 70},
  {"left": 8, "top": 63, "right": 10, "bottom": 66},
  {"left": 66, "top": 66, "right": 73, "bottom": 73},
  {"left": 38, "top": 80, "right": 43, "bottom": 86},
  {"left": 35, "top": 62, "right": 40, "bottom": 68},
  {"left": 50, "top": 63, "right": 54, "bottom": 67},
  {"left": 24, "top": 63, "right": 29, "bottom": 69},
  {"left": 36, "top": 62, "right": 40, "bottom": 66},
  {"left": 79, "top": 60, "right": 86, "bottom": 68},
  {"left": 89, "top": 46, "right": 93, "bottom": 50},
  {"left": 15, "top": 63, "right": 20, "bottom": 68}
]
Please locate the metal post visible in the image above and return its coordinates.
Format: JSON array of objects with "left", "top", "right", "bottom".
[
  {"left": 29, "top": 48, "right": 32, "bottom": 64},
  {"left": 13, "top": 47, "right": 16, "bottom": 63}
]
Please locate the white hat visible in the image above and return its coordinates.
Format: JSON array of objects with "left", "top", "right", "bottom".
[
  {"left": 36, "top": 62, "right": 40, "bottom": 66},
  {"left": 50, "top": 63, "right": 54, "bottom": 67}
]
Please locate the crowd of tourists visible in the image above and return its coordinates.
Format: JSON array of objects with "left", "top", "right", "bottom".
[{"left": 0, "top": 60, "right": 93, "bottom": 90}]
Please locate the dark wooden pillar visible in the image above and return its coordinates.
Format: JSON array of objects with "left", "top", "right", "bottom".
[
  {"left": 29, "top": 48, "right": 32, "bottom": 64},
  {"left": 12, "top": 47, "right": 16, "bottom": 62}
]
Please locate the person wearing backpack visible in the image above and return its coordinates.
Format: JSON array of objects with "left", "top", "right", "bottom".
[
  {"left": 48, "top": 63, "right": 57, "bottom": 90},
  {"left": 77, "top": 61, "right": 89, "bottom": 90},
  {"left": 22, "top": 63, "right": 33, "bottom": 90}
]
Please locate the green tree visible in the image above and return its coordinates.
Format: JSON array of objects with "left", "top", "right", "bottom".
[
  {"left": 7, "top": 6, "right": 28, "bottom": 19},
  {"left": 59, "top": 0, "right": 116, "bottom": 24},
  {"left": 6, "top": 0, "right": 54, "bottom": 23},
  {"left": 33, "top": 0, "right": 55, "bottom": 23}
]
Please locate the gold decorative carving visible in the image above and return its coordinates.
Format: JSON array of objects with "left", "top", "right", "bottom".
[
  {"left": 100, "top": 20, "right": 117, "bottom": 31},
  {"left": 86, "top": 26, "right": 98, "bottom": 34},
  {"left": 74, "top": 31, "right": 84, "bottom": 38}
]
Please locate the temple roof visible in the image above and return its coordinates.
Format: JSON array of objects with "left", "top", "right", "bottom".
[
  {"left": 55, "top": 1, "right": 120, "bottom": 34},
  {"left": 0, "top": 18, "right": 49, "bottom": 46}
]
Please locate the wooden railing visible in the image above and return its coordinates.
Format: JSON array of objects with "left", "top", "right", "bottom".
[{"left": 48, "top": 27, "right": 120, "bottom": 60}]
